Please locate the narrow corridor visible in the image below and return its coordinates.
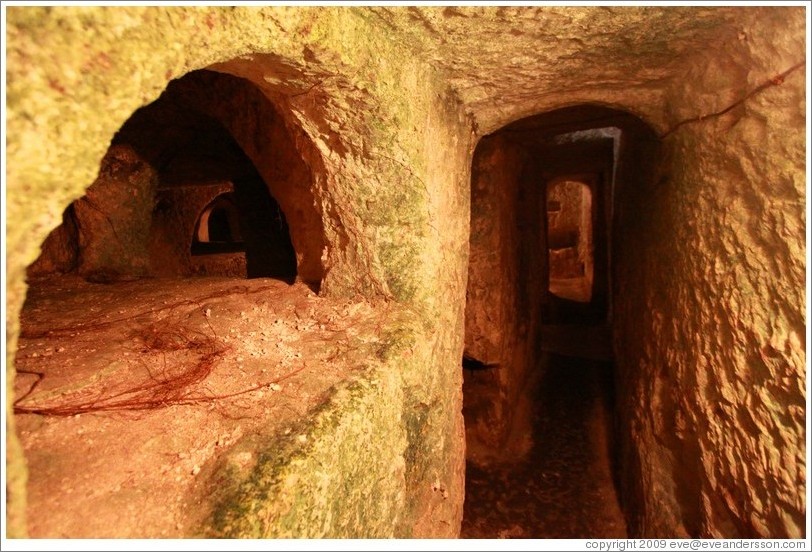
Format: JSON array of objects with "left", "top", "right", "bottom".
[{"left": 461, "top": 352, "right": 627, "bottom": 539}]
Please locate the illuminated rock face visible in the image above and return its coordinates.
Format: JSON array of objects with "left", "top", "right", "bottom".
[{"left": 5, "top": 6, "right": 805, "bottom": 539}]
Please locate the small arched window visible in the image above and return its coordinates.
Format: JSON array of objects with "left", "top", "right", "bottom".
[
  {"left": 546, "top": 177, "right": 594, "bottom": 302},
  {"left": 192, "top": 193, "right": 245, "bottom": 255},
  {"left": 206, "top": 207, "right": 233, "bottom": 242}
]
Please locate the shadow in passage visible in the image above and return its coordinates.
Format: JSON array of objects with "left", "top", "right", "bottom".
[{"left": 461, "top": 352, "right": 627, "bottom": 539}]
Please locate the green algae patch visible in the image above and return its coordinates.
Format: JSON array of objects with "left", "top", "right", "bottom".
[
  {"left": 196, "top": 363, "right": 408, "bottom": 538},
  {"left": 188, "top": 304, "right": 460, "bottom": 539},
  {"left": 6, "top": 5, "right": 467, "bottom": 537}
]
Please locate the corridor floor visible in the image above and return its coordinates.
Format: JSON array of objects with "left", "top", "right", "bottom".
[{"left": 461, "top": 353, "right": 628, "bottom": 539}]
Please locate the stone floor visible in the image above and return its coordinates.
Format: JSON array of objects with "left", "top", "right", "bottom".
[
  {"left": 461, "top": 352, "right": 628, "bottom": 539},
  {"left": 549, "top": 275, "right": 593, "bottom": 303}
]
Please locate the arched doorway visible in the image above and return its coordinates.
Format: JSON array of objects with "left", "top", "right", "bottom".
[
  {"left": 462, "top": 104, "right": 661, "bottom": 538},
  {"left": 546, "top": 176, "right": 595, "bottom": 303},
  {"left": 195, "top": 194, "right": 243, "bottom": 246}
]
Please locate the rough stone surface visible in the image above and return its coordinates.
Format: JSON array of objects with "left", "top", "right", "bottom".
[
  {"left": 5, "top": 4, "right": 806, "bottom": 540},
  {"left": 26, "top": 207, "right": 79, "bottom": 278},
  {"left": 6, "top": 6, "right": 471, "bottom": 539},
  {"left": 72, "top": 145, "right": 158, "bottom": 282},
  {"left": 547, "top": 180, "right": 592, "bottom": 283},
  {"left": 464, "top": 134, "right": 542, "bottom": 463},
  {"left": 369, "top": 6, "right": 747, "bottom": 134},
  {"left": 613, "top": 8, "right": 807, "bottom": 538},
  {"left": 13, "top": 276, "right": 411, "bottom": 537}
]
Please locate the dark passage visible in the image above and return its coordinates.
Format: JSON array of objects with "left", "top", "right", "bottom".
[
  {"left": 461, "top": 351, "right": 626, "bottom": 539},
  {"left": 232, "top": 174, "right": 297, "bottom": 281}
]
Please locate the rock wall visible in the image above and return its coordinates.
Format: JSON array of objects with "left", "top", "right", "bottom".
[
  {"left": 548, "top": 180, "right": 585, "bottom": 249},
  {"left": 464, "top": 133, "right": 546, "bottom": 463},
  {"left": 26, "top": 206, "right": 79, "bottom": 278},
  {"left": 26, "top": 143, "right": 162, "bottom": 283},
  {"left": 6, "top": 6, "right": 472, "bottom": 538},
  {"left": 74, "top": 145, "right": 158, "bottom": 282},
  {"left": 612, "top": 7, "right": 806, "bottom": 538}
]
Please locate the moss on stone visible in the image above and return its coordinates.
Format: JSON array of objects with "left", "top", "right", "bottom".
[{"left": 199, "top": 359, "right": 408, "bottom": 538}]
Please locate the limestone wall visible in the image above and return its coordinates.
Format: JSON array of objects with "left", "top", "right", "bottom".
[
  {"left": 464, "top": 129, "right": 552, "bottom": 463},
  {"left": 464, "top": 134, "right": 528, "bottom": 460},
  {"left": 612, "top": 7, "right": 806, "bottom": 538},
  {"left": 5, "top": 6, "right": 472, "bottom": 538},
  {"left": 548, "top": 180, "right": 592, "bottom": 280}
]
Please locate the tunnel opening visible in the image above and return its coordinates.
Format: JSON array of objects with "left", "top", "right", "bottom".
[
  {"left": 187, "top": 177, "right": 297, "bottom": 281},
  {"left": 192, "top": 193, "right": 244, "bottom": 252},
  {"left": 462, "top": 104, "right": 660, "bottom": 538},
  {"left": 27, "top": 70, "right": 302, "bottom": 284},
  {"left": 546, "top": 176, "right": 594, "bottom": 303},
  {"left": 11, "top": 65, "right": 396, "bottom": 538}
]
